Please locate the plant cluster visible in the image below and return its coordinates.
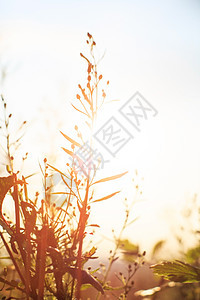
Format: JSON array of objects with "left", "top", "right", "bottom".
[{"left": 0, "top": 33, "right": 143, "bottom": 300}]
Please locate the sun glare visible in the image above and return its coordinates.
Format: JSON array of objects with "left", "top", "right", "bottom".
[{"left": 0, "top": 1, "right": 200, "bottom": 298}]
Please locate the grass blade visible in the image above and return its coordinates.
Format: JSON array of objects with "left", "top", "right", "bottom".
[
  {"left": 62, "top": 147, "right": 74, "bottom": 156},
  {"left": 71, "top": 104, "right": 91, "bottom": 118},
  {"left": 91, "top": 191, "right": 120, "bottom": 203},
  {"left": 60, "top": 131, "right": 81, "bottom": 147},
  {"left": 91, "top": 171, "right": 128, "bottom": 186}
]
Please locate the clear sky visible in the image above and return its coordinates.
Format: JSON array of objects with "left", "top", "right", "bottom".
[{"left": 0, "top": 0, "right": 200, "bottom": 256}]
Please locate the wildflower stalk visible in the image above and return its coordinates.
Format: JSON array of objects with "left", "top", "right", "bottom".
[
  {"left": 75, "top": 178, "right": 90, "bottom": 299},
  {"left": 96, "top": 205, "right": 131, "bottom": 300},
  {"left": 0, "top": 33, "right": 130, "bottom": 299}
]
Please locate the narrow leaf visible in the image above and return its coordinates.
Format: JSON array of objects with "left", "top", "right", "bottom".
[
  {"left": 92, "top": 191, "right": 120, "bottom": 203},
  {"left": 105, "top": 99, "right": 120, "bottom": 104},
  {"left": 88, "top": 224, "right": 100, "bottom": 228},
  {"left": 91, "top": 171, "right": 128, "bottom": 186},
  {"left": 65, "top": 266, "right": 104, "bottom": 294},
  {"left": 80, "top": 284, "right": 92, "bottom": 291},
  {"left": 24, "top": 173, "right": 37, "bottom": 179},
  {"left": 62, "top": 147, "right": 74, "bottom": 157},
  {"left": 48, "top": 164, "right": 68, "bottom": 178},
  {"left": 71, "top": 104, "right": 90, "bottom": 118},
  {"left": 85, "top": 121, "right": 91, "bottom": 128},
  {"left": 60, "top": 131, "right": 81, "bottom": 147},
  {"left": 86, "top": 246, "right": 97, "bottom": 258},
  {"left": 126, "top": 217, "right": 139, "bottom": 227},
  {"left": 51, "top": 192, "right": 73, "bottom": 195}
]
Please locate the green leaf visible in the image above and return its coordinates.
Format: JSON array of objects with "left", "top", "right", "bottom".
[
  {"left": 80, "top": 284, "right": 91, "bottom": 291},
  {"left": 185, "top": 246, "right": 200, "bottom": 264},
  {"left": 91, "top": 171, "right": 128, "bottom": 186},
  {"left": 151, "top": 260, "right": 200, "bottom": 283},
  {"left": 119, "top": 239, "right": 139, "bottom": 254},
  {"left": 90, "top": 268, "right": 100, "bottom": 274},
  {"left": 152, "top": 240, "right": 165, "bottom": 258},
  {"left": 85, "top": 246, "right": 97, "bottom": 259}
]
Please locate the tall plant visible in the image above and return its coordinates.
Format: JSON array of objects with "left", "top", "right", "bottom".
[{"left": 0, "top": 33, "right": 132, "bottom": 299}]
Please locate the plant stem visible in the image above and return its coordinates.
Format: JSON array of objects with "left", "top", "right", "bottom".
[
  {"left": 0, "top": 232, "right": 26, "bottom": 288},
  {"left": 38, "top": 226, "right": 47, "bottom": 300},
  {"left": 96, "top": 209, "right": 130, "bottom": 300},
  {"left": 75, "top": 178, "right": 90, "bottom": 299}
]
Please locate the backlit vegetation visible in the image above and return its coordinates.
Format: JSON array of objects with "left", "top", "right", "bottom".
[{"left": 0, "top": 33, "right": 144, "bottom": 300}]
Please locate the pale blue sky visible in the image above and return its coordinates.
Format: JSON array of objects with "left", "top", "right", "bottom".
[{"left": 0, "top": 0, "right": 200, "bottom": 255}]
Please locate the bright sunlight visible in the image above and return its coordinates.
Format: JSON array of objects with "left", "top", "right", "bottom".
[{"left": 0, "top": 1, "right": 200, "bottom": 299}]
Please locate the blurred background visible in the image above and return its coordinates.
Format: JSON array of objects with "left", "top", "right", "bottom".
[{"left": 0, "top": 0, "right": 200, "bottom": 263}]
